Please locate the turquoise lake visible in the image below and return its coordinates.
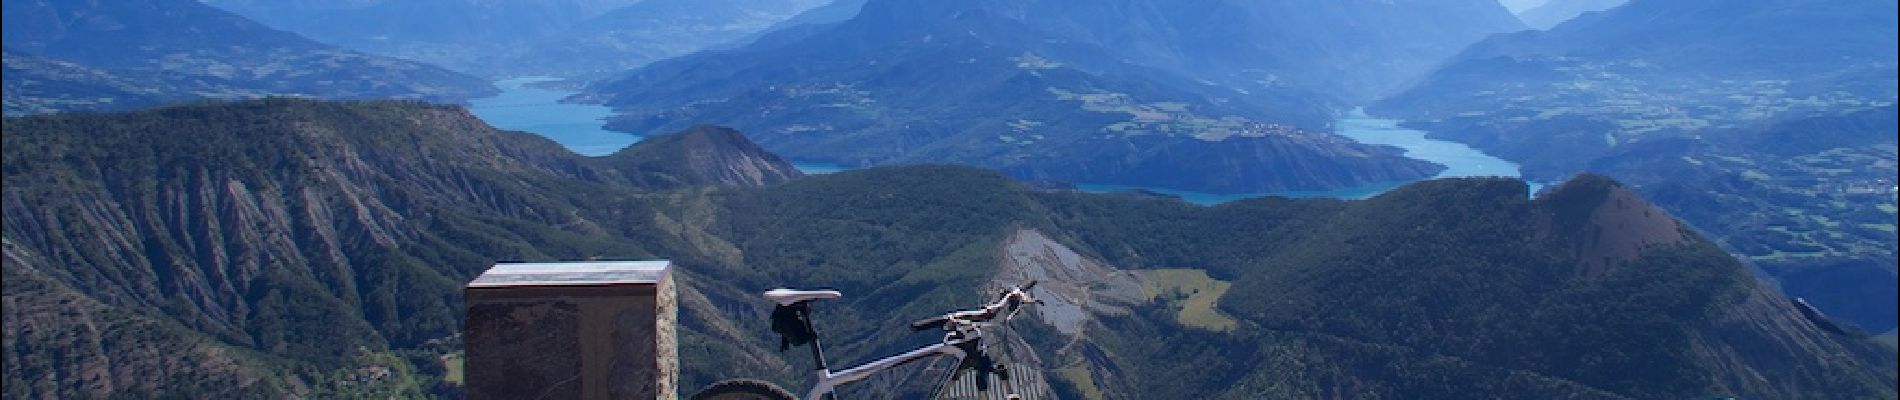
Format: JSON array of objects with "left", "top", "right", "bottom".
[
  {"left": 466, "top": 81, "right": 1532, "bottom": 204},
  {"left": 467, "top": 77, "right": 635, "bottom": 156}
]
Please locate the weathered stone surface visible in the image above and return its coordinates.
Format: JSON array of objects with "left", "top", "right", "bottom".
[{"left": 465, "top": 261, "right": 677, "bottom": 400}]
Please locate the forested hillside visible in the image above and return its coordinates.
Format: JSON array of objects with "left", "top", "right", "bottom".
[{"left": 3, "top": 100, "right": 1892, "bottom": 399}]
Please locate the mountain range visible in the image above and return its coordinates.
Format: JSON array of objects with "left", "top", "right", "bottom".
[
  {"left": 578, "top": 0, "right": 1528, "bottom": 194},
  {"left": 5, "top": 1, "right": 1897, "bottom": 399},
  {"left": 0, "top": 0, "right": 495, "bottom": 116},
  {"left": 1372, "top": 0, "right": 1898, "bottom": 332},
  {"left": 1377, "top": 0, "right": 1896, "bottom": 178},
  {"left": 4, "top": 99, "right": 1893, "bottom": 399}
]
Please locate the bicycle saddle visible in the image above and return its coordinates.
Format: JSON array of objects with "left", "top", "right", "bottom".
[{"left": 763, "top": 289, "right": 842, "bottom": 306}]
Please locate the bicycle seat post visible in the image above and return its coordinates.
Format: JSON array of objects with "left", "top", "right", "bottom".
[{"left": 800, "top": 305, "right": 831, "bottom": 373}]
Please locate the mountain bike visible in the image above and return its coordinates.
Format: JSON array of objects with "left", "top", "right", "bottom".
[{"left": 691, "top": 281, "right": 1043, "bottom": 400}]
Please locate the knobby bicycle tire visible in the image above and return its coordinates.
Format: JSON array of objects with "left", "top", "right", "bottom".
[{"left": 691, "top": 378, "right": 799, "bottom": 400}]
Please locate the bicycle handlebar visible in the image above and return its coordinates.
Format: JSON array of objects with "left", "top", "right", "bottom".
[
  {"left": 909, "top": 281, "right": 1039, "bottom": 332},
  {"left": 909, "top": 315, "right": 953, "bottom": 331}
]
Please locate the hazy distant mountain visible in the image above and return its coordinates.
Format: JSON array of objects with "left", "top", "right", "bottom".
[
  {"left": 507, "top": 0, "right": 831, "bottom": 78},
  {"left": 199, "top": 0, "right": 385, "bottom": 16},
  {"left": 733, "top": 0, "right": 1529, "bottom": 100},
  {"left": 1374, "top": 0, "right": 1899, "bottom": 331},
  {"left": 717, "top": 0, "right": 870, "bottom": 51},
  {"left": 1517, "top": 0, "right": 1628, "bottom": 29},
  {"left": 885, "top": 0, "right": 1528, "bottom": 102},
  {"left": 6, "top": 99, "right": 1894, "bottom": 398},
  {"left": 1, "top": 0, "right": 495, "bottom": 115},
  {"left": 203, "top": 0, "right": 827, "bottom": 78},
  {"left": 206, "top": 0, "right": 638, "bottom": 38},
  {"left": 1378, "top": 0, "right": 1896, "bottom": 179},
  {"left": 1498, "top": 0, "right": 1552, "bottom": 13},
  {"left": 200, "top": 0, "right": 637, "bottom": 76},
  {"left": 581, "top": 0, "right": 1530, "bottom": 193},
  {"left": 201, "top": 0, "right": 641, "bottom": 46}
]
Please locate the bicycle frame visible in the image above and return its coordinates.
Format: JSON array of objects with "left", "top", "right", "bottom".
[
  {"left": 801, "top": 334, "right": 974, "bottom": 400},
  {"left": 779, "top": 283, "right": 1033, "bottom": 400},
  {"left": 789, "top": 301, "right": 993, "bottom": 400}
]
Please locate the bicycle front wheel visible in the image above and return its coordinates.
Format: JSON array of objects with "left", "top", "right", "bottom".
[{"left": 691, "top": 379, "right": 799, "bottom": 400}]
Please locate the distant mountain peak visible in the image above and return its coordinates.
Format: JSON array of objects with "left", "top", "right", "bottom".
[
  {"left": 1517, "top": 0, "right": 1628, "bottom": 30},
  {"left": 1536, "top": 173, "right": 1689, "bottom": 269},
  {"left": 603, "top": 125, "right": 805, "bottom": 189}
]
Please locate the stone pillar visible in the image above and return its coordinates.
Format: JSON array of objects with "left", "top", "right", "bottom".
[{"left": 465, "top": 261, "right": 677, "bottom": 400}]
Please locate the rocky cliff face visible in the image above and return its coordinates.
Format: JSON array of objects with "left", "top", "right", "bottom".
[
  {"left": 0, "top": 99, "right": 666, "bottom": 396},
  {"left": 2, "top": 240, "right": 291, "bottom": 398}
]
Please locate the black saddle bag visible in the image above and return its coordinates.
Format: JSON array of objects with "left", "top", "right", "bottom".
[{"left": 771, "top": 303, "right": 817, "bottom": 351}]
